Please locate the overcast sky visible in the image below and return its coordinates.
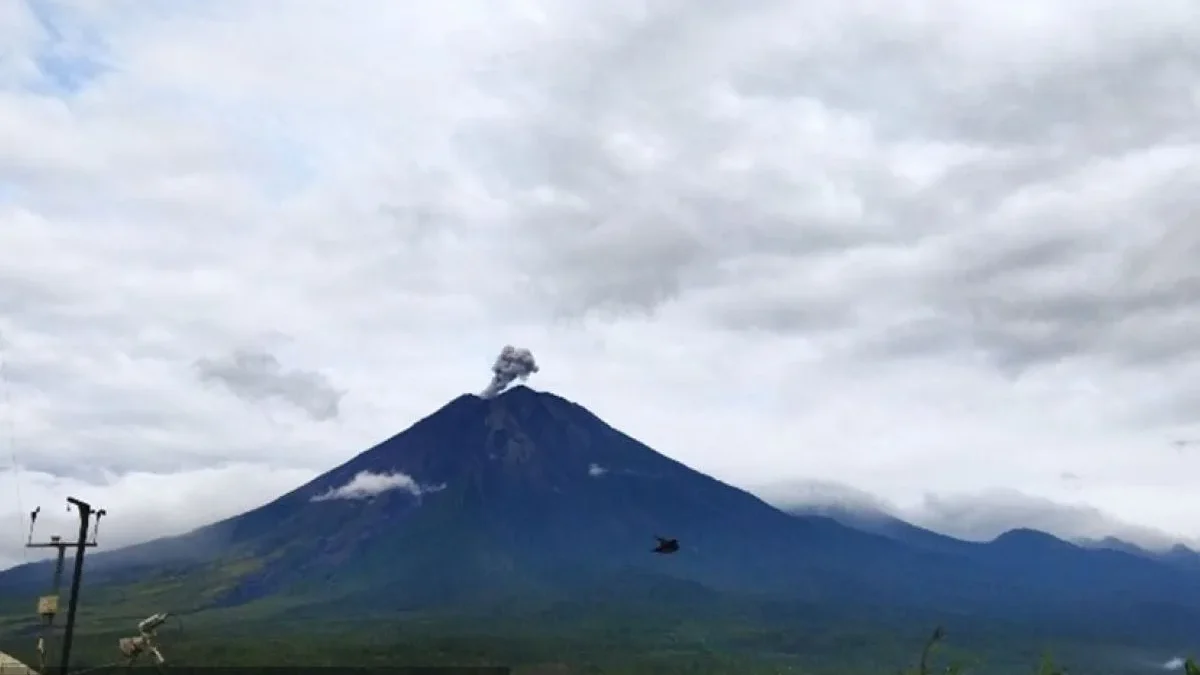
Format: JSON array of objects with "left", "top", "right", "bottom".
[{"left": 2, "top": 0, "right": 1200, "bottom": 570}]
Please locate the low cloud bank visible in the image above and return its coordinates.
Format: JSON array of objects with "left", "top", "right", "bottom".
[{"left": 310, "top": 471, "right": 444, "bottom": 501}]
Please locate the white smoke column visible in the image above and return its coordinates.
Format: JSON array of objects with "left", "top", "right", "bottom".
[{"left": 480, "top": 345, "right": 539, "bottom": 398}]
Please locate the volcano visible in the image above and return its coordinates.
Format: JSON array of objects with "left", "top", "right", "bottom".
[
  {"left": 130, "top": 385, "right": 941, "bottom": 611},
  {"left": 5, "top": 386, "right": 1200, "bottom": 643}
]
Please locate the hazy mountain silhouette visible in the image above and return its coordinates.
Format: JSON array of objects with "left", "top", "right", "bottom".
[{"left": 1079, "top": 536, "right": 1200, "bottom": 573}]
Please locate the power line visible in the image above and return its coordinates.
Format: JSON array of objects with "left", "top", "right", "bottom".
[{"left": 0, "top": 333, "right": 25, "bottom": 562}]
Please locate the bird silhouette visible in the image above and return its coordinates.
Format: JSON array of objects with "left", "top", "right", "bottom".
[{"left": 652, "top": 536, "right": 679, "bottom": 554}]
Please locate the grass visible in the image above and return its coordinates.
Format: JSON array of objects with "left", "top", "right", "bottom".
[
  {"left": 901, "top": 627, "right": 1200, "bottom": 675},
  {"left": 1, "top": 613, "right": 1194, "bottom": 674},
  {"left": 2, "top": 581, "right": 1196, "bottom": 673}
]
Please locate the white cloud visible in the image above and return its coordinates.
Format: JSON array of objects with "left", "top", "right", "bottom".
[
  {"left": 755, "top": 479, "right": 1198, "bottom": 551},
  {"left": 588, "top": 464, "right": 607, "bottom": 477},
  {"left": 310, "top": 470, "right": 436, "bottom": 502},
  {"left": 0, "top": 463, "right": 315, "bottom": 570},
  {"left": 754, "top": 479, "right": 894, "bottom": 516},
  {"left": 3, "top": 0, "right": 1200, "bottom": 570},
  {"left": 195, "top": 347, "right": 345, "bottom": 421}
]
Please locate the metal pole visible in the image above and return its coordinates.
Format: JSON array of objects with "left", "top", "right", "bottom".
[
  {"left": 59, "top": 497, "right": 93, "bottom": 675},
  {"left": 28, "top": 535, "right": 71, "bottom": 669},
  {"left": 43, "top": 542, "right": 67, "bottom": 669},
  {"left": 51, "top": 542, "right": 66, "bottom": 594}
]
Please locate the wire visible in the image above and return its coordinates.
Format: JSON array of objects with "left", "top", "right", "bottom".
[{"left": 0, "top": 333, "right": 26, "bottom": 562}]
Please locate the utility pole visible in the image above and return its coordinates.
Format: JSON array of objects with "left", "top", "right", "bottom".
[
  {"left": 60, "top": 497, "right": 104, "bottom": 675},
  {"left": 24, "top": 506, "right": 74, "bottom": 672},
  {"left": 27, "top": 497, "right": 104, "bottom": 675}
]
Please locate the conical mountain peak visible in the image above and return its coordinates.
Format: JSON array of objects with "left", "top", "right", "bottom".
[{"left": 4, "top": 385, "right": 1199, "bottom": 649}]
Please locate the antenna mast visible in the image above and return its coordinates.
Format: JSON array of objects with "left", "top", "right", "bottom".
[
  {"left": 25, "top": 507, "right": 69, "bottom": 672},
  {"left": 27, "top": 497, "right": 105, "bottom": 674}
]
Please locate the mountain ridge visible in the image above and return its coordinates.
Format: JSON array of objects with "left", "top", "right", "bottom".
[{"left": 3, "top": 386, "right": 1200, "bottom": 645}]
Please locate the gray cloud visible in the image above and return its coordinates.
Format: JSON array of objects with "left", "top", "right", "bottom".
[
  {"left": 477, "top": 0, "right": 1200, "bottom": 396},
  {"left": 0, "top": 463, "right": 317, "bottom": 571},
  {"left": 908, "top": 489, "right": 1186, "bottom": 550},
  {"left": 753, "top": 478, "right": 895, "bottom": 516},
  {"left": 195, "top": 349, "right": 344, "bottom": 421},
  {"left": 3, "top": 0, "right": 1200, "bottom": 570},
  {"left": 754, "top": 479, "right": 1192, "bottom": 551}
]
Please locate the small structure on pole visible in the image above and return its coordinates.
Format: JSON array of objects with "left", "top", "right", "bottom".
[
  {"left": 25, "top": 508, "right": 72, "bottom": 672},
  {"left": 25, "top": 498, "right": 105, "bottom": 675}
]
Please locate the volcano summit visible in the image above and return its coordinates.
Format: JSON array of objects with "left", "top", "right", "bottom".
[
  {"left": 4, "top": 386, "right": 1200, "bottom": 643},
  {"left": 151, "top": 385, "right": 925, "bottom": 610}
]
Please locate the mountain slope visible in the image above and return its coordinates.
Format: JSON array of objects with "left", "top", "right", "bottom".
[
  {"left": 782, "top": 507, "right": 1200, "bottom": 632},
  {"left": 1080, "top": 536, "right": 1200, "bottom": 573},
  {"left": 0, "top": 387, "right": 939, "bottom": 609},
  {"left": 192, "top": 386, "right": 956, "bottom": 609},
  {"left": 783, "top": 502, "right": 973, "bottom": 557},
  {"left": 4, "top": 386, "right": 1200, "bottom": 645}
]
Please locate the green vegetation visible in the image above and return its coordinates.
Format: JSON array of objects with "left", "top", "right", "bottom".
[
  {"left": 1, "top": 571, "right": 1193, "bottom": 674},
  {"left": 0, "top": 567, "right": 1192, "bottom": 674},
  {"left": 1, "top": 608, "right": 1192, "bottom": 675},
  {"left": 896, "top": 627, "right": 1066, "bottom": 675}
]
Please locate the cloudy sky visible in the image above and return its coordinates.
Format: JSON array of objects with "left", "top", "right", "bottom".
[{"left": 2, "top": 0, "right": 1200, "bottom": 570}]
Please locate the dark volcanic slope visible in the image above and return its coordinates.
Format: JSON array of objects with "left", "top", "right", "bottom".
[
  {"left": 5, "top": 386, "right": 1200, "bottom": 643},
  {"left": 1, "top": 387, "right": 941, "bottom": 610},
  {"left": 188, "top": 386, "right": 941, "bottom": 607}
]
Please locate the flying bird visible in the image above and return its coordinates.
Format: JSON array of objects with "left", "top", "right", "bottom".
[{"left": 652, "top": 536, "right": 679, "bottom": 554}]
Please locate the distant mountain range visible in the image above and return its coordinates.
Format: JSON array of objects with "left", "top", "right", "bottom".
[
  {"left": 3, "top": 385, "right": 1200, "bottom": 645},
  {"left": 785, "top": 500, "right": 1200, "bottom": 575}
]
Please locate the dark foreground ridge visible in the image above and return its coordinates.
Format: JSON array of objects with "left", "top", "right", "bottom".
[
  {"left": 55, "top": 670, "right": 508, "bottom": 675},
  {"left": 3, "top": 385, "right": 1200, "bottom": 648}
]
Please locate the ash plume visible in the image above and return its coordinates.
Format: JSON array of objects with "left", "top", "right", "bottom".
[{"left": 480, "top": 345, "right": 539, "bottom": 398}]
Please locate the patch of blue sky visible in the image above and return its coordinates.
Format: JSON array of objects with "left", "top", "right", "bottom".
[
  {"left": 116, "top": 79, "right": 320, "bottom": 199},
  {"left": 208, "top": 108, "right": 319, "bottom": 199},
  {"left": 31, "top": 51, "right": 106, "bottom": 96},
  {"left": 249, "top": 121, "right": 320, "bottom": 199},
  {"left": 22, "top": 0, "right": 110, "bottom": 97}
]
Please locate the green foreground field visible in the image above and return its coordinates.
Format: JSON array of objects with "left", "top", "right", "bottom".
[
  {"left": 2, "top": 603, "right": 1192, "bottom": 675},
  {"left": 0, "top": 569, "right": 1192, "bottom": 674}
]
